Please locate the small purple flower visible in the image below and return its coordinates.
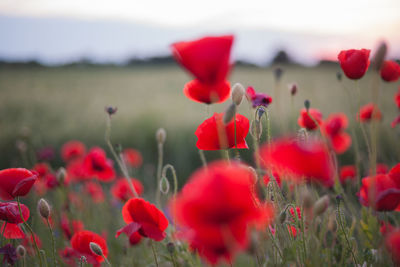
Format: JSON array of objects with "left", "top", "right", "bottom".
[
  {"left": 0, "top": 244, "right": 17, "bottom": 265},
  {"left": 246, "top": 86, "right": 273, "bottom": 108},
  {"left": 36, "top": 146, "right": 55, "bottom": 161}
]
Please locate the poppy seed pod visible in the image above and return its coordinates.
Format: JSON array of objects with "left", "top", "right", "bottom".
[
  {"left": 16, "top": 245, "right": 26, "bottom": 258},
  {"left": 89, "top": 242, "right": 104, "bottom": 256},
  {"left": 223, "top": 103, "right": 237, "bottom": 124},
  {"left": 301, "top": 189, "right": 313, "bottom": 210},
  {"left": 304, "top": 100, "right": 310, "bottom": 111},
  {"left": 313, "top": 195, "right": 330, "bottom": 216},
  {"left": 38, "top": 198, "right": 51, "bottom": 219},
  {"left": 232, "top": 83, "right": 245, "bottom": 106},
  {"left": 156, "top": 128, "right": 167, "bottom": 144},
  {"left": 372, "top": 41, "right": 387, "bottom": 71},
  {"left": 166, "top": 242, "right": 175, "bottom": 253}
]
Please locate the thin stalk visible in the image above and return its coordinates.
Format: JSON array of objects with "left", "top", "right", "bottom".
[
  {"left": 355, "top": 81, "right": 372, "bottom": 160},
  {"left": 40, "top": 250, "right": 48, "bottom": 267},
  {"left": 267, "top": 227, "right": 283, "bottom": 260},
  {"left": 102, "top": 255, "right": 112, "bottom": 266},
  {"left": 169, "top": 251, "right": 178, "bottom": 267},
  {"left": 155, "top": 142, "right": 164, "bottom": 206},
  {"left": 1, "top": 222, "right": 7, "bottom": 246},
  {"left": 198, "top": 150, "right": 207, "bottom": 168},
  {"left": 17, "top": 197, "right": 43, "bottom": 267},
  {"left": 150, "top": 240, "right": 159, "bottom": 267},
  {"left": 336, "top": 200, "right": 358, "bottom": 265},
  {"left": 46, "top": 218, "right": 58, "bottom": 267}
]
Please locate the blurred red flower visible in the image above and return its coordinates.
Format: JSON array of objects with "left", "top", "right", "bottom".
[
  {"left": 392, "top": 115, "right": 400, "bottom": 128},
  {"left": 111, "top": 178, "right": 143, "bottom": 202},
  {"left": 297, "top": 108, "right": 323, "bottom": 131},
  {"left": 339, "top": 165, "right": 357, "bottom": 184},
  {"left": 380, "top": 60, "right": 400, "bottom": 82},
  {"left": 357, "top": 103, "right": 382, "bottom": 122},
  {"left": 246, "top": 86, "right": 272, "bottom": 108},
  {"left": 59, "top": 247, "right": 79, "bottom": 266},
  {"left": 395, "top": 88, "right": 400, "bottom": 109},
  {"left": 338, "top": 49, "right": 370, "bottom": 80},
  {"left": 122, "top": 148, "right": 143, "bottom": 168},
  {"left": 21, "top": 233, "right": 42, "bottom": 255},
  {"left": 71, "top": 230, "right": 108, "bottom": 266},
  {"left": 171, "top": 35, "right": 234, "bottom": 104},
  {"left": 84, "top": 182, "right": 105, "bottom": 203},
  {"left": 170, "top": 161, "right": 274, "bottom": 265},
  {"left": 61, "top": 141, "right": 86, "bottom": 162},
  {"left": 195, "top": 113, "right": 249, "bottom": 150},
  {"left": 116, "top": 198, "right": 168, "bottom": 242},
  {"left": 263, "top": 172, "right": 281, "bottom": 187},
  {"left": 386, "top": 229, "right": 400, "bottom": 264},
  {"left": 60, "top": 213, "right": 84, "bottom": 240},
  {"left": 0, "top": 202, "right": 29, "bottom": 239},
  {"left": 0, "top": 168, "right": 37, "bottom": 200},
  {"left": 259, "top": 137, "right": 335, "bottom": 187},
  {"left": 322, "top": 113, "right": 351, "bottom": 154},
  {"left": 82, "top": 147, "right": 116, "bottom": 182},
  {"left": 376, "top": 163, "right": 389, "bottom": 175}
]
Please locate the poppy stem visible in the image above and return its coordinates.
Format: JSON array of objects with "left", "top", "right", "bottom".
[
  {"left": 150, "top": 240, "right": 159, "bottom": 267},
  {"left": 0, "top": 222, "right": 6, "bottom": 246},
  {"left": 336, "top": 199, "right": 358, "bottom": 265},
  {"left": 104, "top": 115, "right": 139, "bottom": 198},
  {"left": 40, "top": 250, "right": 49, "bottom": 267},
  {"left": 267, "top": 227, "right": 283, "bottom": 260},
  {"left": 46, "top": 218, "right": 58, "bottom": 267},
  {"left": 156, "top": 142, "right": 164, "bottom": 206},
  {"left": 102, "top": 255, "right": 112, "bottom": 266},
  {"left": 16, "top": 197, "right": 43, "bottom": 267},
  {"left": 198, "top": 150, "right": 207, "bottom": 168}
]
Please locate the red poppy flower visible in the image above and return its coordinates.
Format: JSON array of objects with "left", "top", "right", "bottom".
[
  {"left": 246, "top": 86, "right": 273, "bottom": 108},
  {"left": 259, "top": 137, "right": 335, "bottom": 187},
  {"left": 392, "top": 115, "right": 400, "bottom": 128},
  {"left": 60, "top": 213, "right": 85, "bottom": 240},
  {"left": 380, "top": 60, "right": 400, "bottom": 82},
  {"left": 170, "top": 161, "right": 274, "bottom": 265},
  {"left": 386, "top": 229, "right": 400, "bottom": 264},
  {"left": 339, "top": 165, "right": 357, "bottom": 184},
  {"left": 59, "top": 247, "right": 79, "bottom": 266},
  {"left": 380, "top": 221, "right": 395, "bottom": 236},
  {"left": 36, "top": 146, "right": 55, "bottom": 162},
  {"left": 322, "top": 113, "right": 351, "bottom": 154},
  {"left": 195, "top": 113, "right": 249, "bottom": 150},
  {"left": 263, "top": 172, "right": 281, "bottom": 187},
  {"left": 0, "top": 168, "right": 37, "bottom": 200},
  {"left": 32, "top": 163, "right": 50, "bottom": 178},
  {"left": 122, "top": 149, "right": 143, "bottom": 168},
  {"left": 297, "top": 108, "right": 323, "bottom": 131},
  {"left": 116, "top": 198, "right": 168, "bottom": 242},
  {"left": 84, "top": 182, "right": 105, "bottom": 203},
  {"left": 111, "top": 178, "right": 143, "bottom": 202},
  {"left": 376, "top": 163, "right": 389, "bottom": 175},
  {"left": 61, "top": 141, "right": 86, "bottom": 162},
  {"left": 338, "top": 49, "right": 370, "bottom": 80},
  {"left": 287, "top": 207, "right": 302, "bottom": 238},
  {"left": 71, "top": 230, "right": 108, "bottom": 266},
  {"left": 171, "top": 35, "right": 234, "bottom": 104},
  {"left": 358, "top": 174, "right": 400, "bottom": 211},
  {"left": 395, "top": 88, "right": 400, "bottom": 109},
  {"left": 389, "top": 163, "right": 400, "bottom": 186},
  {"left": 81, "top": 147, "right": 116, "bottom": 182},
  {"left": 0, "top": 202, "right": 29, "bottom": 239},
  {"left": 21, "top": 233, "right": 42, "bottom": 255},
  {"left": 357, "top": 103, "right": 382, "bottom": 122}
]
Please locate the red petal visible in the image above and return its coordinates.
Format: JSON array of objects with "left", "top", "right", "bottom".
[{"left": 184, "top": 79, "right": 230, "bottom": 104}]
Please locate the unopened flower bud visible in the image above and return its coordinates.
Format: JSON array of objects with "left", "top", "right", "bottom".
[
  {"left": 37, "top": 198, "right": 51, "bottom": 219},
  {"left": 16, "top": 245, "right": 26, "bottom": 258},
  {"left": 156, "top": 128, "right": 166, "bottom": 144},
  {"left": 232, "top": 83, "right": 245, "bottom": 106},
  {"left": 89, "top": 242, "right": 104, "bottom": 256},
  {"left": 105, "top": 106, "right": 118, "bottom": 116},
  {"left": 250, "top": 120, "right": 262, "bottom": 140},
  {"left": 301, "top": 189, "right": 313, "bottom": 210},
  {"left": 257, "top": 107, "right": 266, "bottom": 119},
  {"left": 279, "top": 210, "right": 287, "bottom": 223},
  {"left": 289, "top": 83, "right": 297, "bottom": 96},
  {"left": 167, "top": 242, "right": 175, "bottom": 253},
  {"left": 223, "top": 103, "right": 236, "bottom": 124},
  {"left": 313, "top": 195, "right": 330, "bottom": 216},
  {"left": 304, "top": 100, "right": 310, "bottom": 111},
  {"left": 372, "top": 41, "right": 387, "bottom": 71},
  {"left": 159, "top": 176, "right": 170, "bottom": 195},
  {"left": 336, "top": 72, "right": 342, "bottom": 81},
  {"left": 56, "top": 167, "right": 67, "bottom": 184}
]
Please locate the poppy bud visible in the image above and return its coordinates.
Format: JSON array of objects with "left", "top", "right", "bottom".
[
  {"left": 279, "top": 209, "right": 287, "bottom": 223},
  {"left": 301, "top": 189, "right": 313, "bottom": 210},
  {"left": 313, "top": 195, "right": 330, "bottom": 216},
  {"left": 232, "top": 83, "right": 245, "bottom": 106},
  {"left": 37, "top": 198, "right": 51, "bottom": 219},
  {"left": 372, "top": 41, "right": 387, "bottom": 71},
  {"left": 250, "top": 120, "right": 262, "bottom": 140},
  {"left": 336, "top": 72, "right": 342, "bottom": 81},
  {"left": 16, "top": 245, "right": 26, "bottom": 258},
  {"left": 156, "top": 128, "right": 167, "bottom": 144},
  {"left": 105, "top": 106, "right": 118, "bottom": 116},
  {"left": 223, "top": 103, "right": 237, "bottom": 124},
  {"left": 289, "top": 83, "right": 297, "bottom": 96},
  {"left": 159, "top": 176, "right": 170, "bottom": 195},
  {"left": 56, "top": 167, "right": 67, "bottom": 184},
  {"left": 257, "top": 107, "right": 266, "bottom": 120},
  {"left": 89, "top": 242, "right": 104, "bottom": 256},
  {"left": 166, "top": 242, "right": 175, "bottom": 253},
  {"left": 274, "top": 67, "right": 283, "bottom": 81},
  {"left": 304, "top": 100, "right": 310, "bottom": 111}
]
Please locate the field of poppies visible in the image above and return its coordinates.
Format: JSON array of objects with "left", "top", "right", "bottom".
[{"left": 0, "top": 35, "right": 400, "bottom": 267}]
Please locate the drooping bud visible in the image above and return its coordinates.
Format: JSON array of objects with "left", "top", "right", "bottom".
[
  {"left": 105, "top": 106, "right": 118, "bottom": 116},
  {"left": 250, "top": 120, "right": 262, "bottom": 140},
  {"left": 301, "top": 188, "right": 313, "bottom": 210},
  {"left": 156, "top": 128, "right": 167, "bottom": 144},
  {"left": 304, "top": 99, "right": 310, "bottom": 111},
  {"left": 166, "top": 242, "right": 175, "bottom": 253},
  {"left": 231, "top": 83, "right": 245, "bottom": 106},
  {"left": 257, "top": 107, "right": 266, "bottom": 120},
  {"left": 159, "top": 176, "right": 170, "bottom": 195},
  {"left": 37, "top": 198, "right": 51, "bottom": 219},
  {"left": 89, "top": 242, "right": 104, "bottom": 256},
  {"left": 372, "top": 41, "right": 387, "bottom": 71},
  {"left": 288, "top": 83, "right": 297, "bottom": 96},
  {"left": 16, "top": 245, "right": 26, "bottom": 258},
  {"left": 279, "top": 209, "right": 287, "bottom": 223},
  {"left": 56, "top": 167, "right": 67, "bottom": 185},
  {"left": 336, "top": 72, "right": 342, "bottom": 81},
  {"left": 223, "top": 103, "right": 236, "bottom": 124},
  {"left": 313, "top": 195, "right": 330, "bottom": 216}
]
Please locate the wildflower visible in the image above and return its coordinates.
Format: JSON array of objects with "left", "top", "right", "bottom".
[
  {"left": 60, "top": 213, "right": 84, "bottom": 240},
  {"left": 339, "top": 165, "right": 357, "bottom": 184},
  {"left": 61, "top": 141, "right": 86, "bottom": 162},
  {"left": 81, "top": 147, "right": 116, "bottom": 182},
  {"left": 111, "top": 178, "right": 143, "bottom": 202},
  {"left": 259, "top": 137, "right": 335, "bottom": 187},
  {"left": 71, "top": 230, "right": 108, "bottom": 266},
  {"left": 170, "top": 161, "right": 274, "bottom": 265},
  {"left": 116, "top": 198, "right": 168, "bottom": 242},
  {"left": 246, "top": 86, "right": 272, "bottom": 108},
  {"left": 297, "top": 108, "right": 323, "bottom": 131},
  {"left": 195, "top": 113, "right": 249, "bottom": 150},
  {"left": 171, "top": 35, "right": 234, "bottom": 104},
  {"left": 321, "top": 113, "right": 351, "bottom": 154},
  {"left": 380, "top": 60, "right": 400, "bottom": 82},
  {"left": 392, "top": 115, "right": 400, "bottom": 128},
  {"left": 21, "top": 234, "right": 42, "bottom": 255},
  {"left": 36, "top": 146, "right": 55, "bottom": 161},
  {"left": 84, "top": 182, "right": 105, "bottom": 203},
  {"left": 0, "top": 168, "right": 37, "bottom": 200},
  {"left": 338, "top": 49, "right": 370, "bottom": 80},
  {"left": 357, "top": 103, "right": 382, "bottom": 122},
  {"left": 385, "top": 229, "right": 400, "bottom": 264},
  {"left": 122, "top": 148, "right": 143, "bottom": 168},
  {"left": 0, "top": 244, "right": 17, "bottom": 265},
  {"left": 395, "top": 88, "right": 400, "bottom": 109}
]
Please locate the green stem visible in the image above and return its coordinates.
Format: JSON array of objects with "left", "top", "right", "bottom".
[
  {"left": 155, "top": 142, "right": 164, "bottom": 206},
  {"left": 1, "top": 222, "right": 7, "bottom": 246},
  {"left": 46, "top": 218, "right": 58, "bottom": 267},
  {"left": 40, "top": 250, "right": 48, "bottom": 267},
  {"left": 198, "top": 150, "right": 207, "bottom": 168},
  {"left": 17, "top": 197, "right": 43, "bottom": 267},
  {"left": 150, "top": 240, "right": 159, "bottom": 267},
  {"left": 102, "top": 255, "right": 112, "bottom": 267},
  {"left": 267, "top": 227, "right": 283, "bottom": 260},
  {"left": 336, "top": 200, "right": 358, "bottom": 265}
]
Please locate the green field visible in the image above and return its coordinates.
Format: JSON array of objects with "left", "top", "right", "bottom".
[{"left": 0, "top": 64, "right": 399, "bottom": 183}]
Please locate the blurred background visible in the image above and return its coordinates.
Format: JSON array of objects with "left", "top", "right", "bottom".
[{"left": 0, "top": 0, "right": 399, "bottom": 185}]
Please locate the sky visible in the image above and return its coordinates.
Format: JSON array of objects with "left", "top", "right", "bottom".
[{"left": 0, "top": 0, "right": 399, "bottom": 65}]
